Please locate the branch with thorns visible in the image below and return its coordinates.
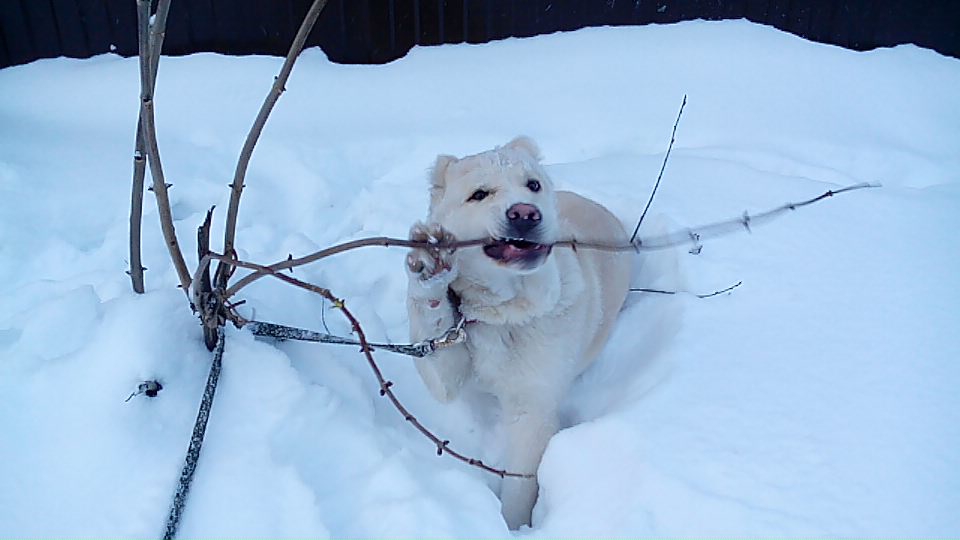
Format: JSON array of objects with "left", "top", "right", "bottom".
[
  {"left": 203, "top": 251, "right": 532, "bottom": 479},
  {"left": 127, "top": 0, "right": 172, "bottom": 294},
  {"left": 220, "top": 182, "right": 877, "bottom": 299}
]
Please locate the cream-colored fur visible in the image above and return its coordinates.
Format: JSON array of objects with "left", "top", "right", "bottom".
[{"left": 406, "top": 137, "right": 632, "bottom": 529}]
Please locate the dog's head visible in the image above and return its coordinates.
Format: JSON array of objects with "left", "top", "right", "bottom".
[{"left": 428, "top": 136, "right": 559, "bottom": 274}]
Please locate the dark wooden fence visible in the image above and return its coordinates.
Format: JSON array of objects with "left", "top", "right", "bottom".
[{"left": 1, "top": 0, "right": 958, "bottom": 69}]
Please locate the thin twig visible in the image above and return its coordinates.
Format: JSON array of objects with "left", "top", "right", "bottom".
[
  {"left": 129, "top": 126, "right": 147, "bottom": 294},
  {"left": 631, "top": 94, "right": 687, "bottom": 243},
  {"left": 630, "top": 280, "right": 742, "bottom": 298},
  {"left": 224, "top": 183, "right": 878, "bottom": 299},
  {"left": 205, "top": 252, "right": 533, "bottom": 479},
  {"left": 217, "top": 0, "right": 329, "bottom": 290},
  {"left": 136, "top": 0, "right": 191, "bottom": 296},
  {"left": 128, "top": 0, "right": 172, "bottom": 294},
  {"left": 225, "top": 236, "right": 487, "bottom": 298}
]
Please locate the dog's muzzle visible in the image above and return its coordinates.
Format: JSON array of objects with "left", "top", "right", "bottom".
[{"left": 483, "top": 203, "right": 551, "bottom": 269}]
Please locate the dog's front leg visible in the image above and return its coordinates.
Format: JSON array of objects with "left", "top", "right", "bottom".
[
  {"left": 406, "top": 223, "right": 472, "bottom": 403},
  {"left": 498, "top": 399, "right": 560, "bottom": 529}
]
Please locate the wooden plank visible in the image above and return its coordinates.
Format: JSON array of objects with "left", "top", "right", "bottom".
[
  {"left": 462, "top": 0, "right": 486, "bottom": 43},
  {"left": 76, "top": 0, "right": 111, "bottom": 55},
  {"left": 744, "top": 0, "right": 770, "bottom": 24},
  {"left": 1, "top": 0, "right": 35, "bottom": 66},
  {"left": 103, "top": 0, "right": 137, "bottom": 57},
  {"left": 417, "top": 0, "right": 441, "bottom": 45},
  {"left": 50, "top": 0, "right": 90, "bottom": 58},
  {"left": 365, "top": 0, "right": 396, "bottom": 62},
  {"left": 21, "top": 0, "right": 60, "bottom": 60},
  {"left": 806, "top": 0, "right": 837, "bottom": 44},
  {"left": 440, "top": 0, "right": 465, "bottom": 44},
  {"left": 184, "top": 0, "right": 217, "bottom": 52},
  {"left": 163, "top": 0, "right": 194, "bottom": 56},
  {"left": 786, "top": 0, "right": 813, "bottom": 39}
]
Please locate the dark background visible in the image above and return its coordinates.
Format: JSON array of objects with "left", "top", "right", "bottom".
[{"left": 1, "top": 0, "right": 958, "bottom": 69}]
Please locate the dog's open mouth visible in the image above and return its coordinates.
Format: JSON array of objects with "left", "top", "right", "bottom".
[{"left": 483, "top": 238, "right": 551, "bottom": 266}]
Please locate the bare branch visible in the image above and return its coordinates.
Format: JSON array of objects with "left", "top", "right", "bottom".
[
  {"left": 631, "top": 280, "right": 743, "bottom": 298},
  {"left": 128, "top": 0, "right": 172, "bottom": 294},
  {"left": 225, "top": 236, "right": 487, "bottom": 297},
  {"left": 631, "top": 94, "right": 687, "bottom": 243},
  {"left": 129, "top": 128, "right": 147, "bottom": 293},
  {"left": 206, "top": 252, "right": 533, "bottom": 479},
  {"left": 225, "top": 183, "right": 878, "bottom": 298},
  {"left": 136, "top": 0, "right": 192, "bottom": 296},
  {"left": 217, "top": 0, "right": 329, "bottom": 290},
  {"left": 163, "top": 326, "right": 225, "bottom": 540},
  {"left": 630, "top": 182, "right": 880, "bottom": 250}
]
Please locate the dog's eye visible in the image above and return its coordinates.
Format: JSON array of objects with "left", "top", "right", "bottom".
[
  {"left": 468, "top": 189, "right": 489, "bottom": 202},
  {"left": 526, "top": 179, "right": 541, "bottom": 193}
]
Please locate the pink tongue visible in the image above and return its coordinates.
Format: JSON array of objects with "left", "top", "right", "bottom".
[{"left": 502, "top": 244, "right": 526, "bottom": 259}]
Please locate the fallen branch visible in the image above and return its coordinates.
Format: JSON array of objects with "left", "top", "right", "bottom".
[
  {"left": 163, "top": 326, "right": 225, "bottom": 540},
  {"left": 216, "top": 0, "right": 330, "bottom": 290},
  {"left": 205, "top": 252, "right": 533, "bottom": 479},
  {"left": 631, "top": 94, "right": 687, "bottom": 243},
  {"left": 246, "top": 319, "right": 462, "bottom": 358},
  {"left": 136, "top": 0, "right": 191, "bottom": 296},
  {"left": 128, "top": 0, "right": 172, "bottom": 293},
  {"left": 224, "top": 183, "right": 879, "bottom": 299},
  {"left": 631, "top": 280, "right": 742, "bottom": 298}
]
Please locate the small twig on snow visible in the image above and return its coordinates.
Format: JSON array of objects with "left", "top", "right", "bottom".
[
  {"left": 630, "top": 280, "right": 743, "bottom": 298},
  {"left": 125, "top": 380, "right": 163, "bottom": 402},
  {"left": 631, "top": 94, "right": 687, "bottom": 244},
  {"left": 217, "top": 0, "right": 330, "bottom": 290}
]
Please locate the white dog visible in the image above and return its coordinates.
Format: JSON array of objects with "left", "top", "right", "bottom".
[{"left": 406, "top": 137, "right": 632, "bottom": 529}]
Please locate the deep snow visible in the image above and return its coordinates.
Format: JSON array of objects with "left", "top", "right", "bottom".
[{"left": 1, "top": 19, "right": 958, "bottom": 538}]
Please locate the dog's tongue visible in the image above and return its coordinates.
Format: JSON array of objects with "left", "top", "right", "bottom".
[
  {"left": 484, "top": 241, "right": 527, "bottom": 261},
  {"left": 501, "top": 243, "right": 528, "bottom": 260},
  {"left": 484, "top": 240, "right": 545, "bottom": 262}
]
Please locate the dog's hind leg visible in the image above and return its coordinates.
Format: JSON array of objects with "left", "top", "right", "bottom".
[{"left": 498, "top": 400, "right": 560, "bottom": 529}]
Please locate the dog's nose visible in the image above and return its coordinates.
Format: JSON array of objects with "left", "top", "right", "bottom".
[{"left": 506, "top": 203, "right": 541, "bottom": 233}]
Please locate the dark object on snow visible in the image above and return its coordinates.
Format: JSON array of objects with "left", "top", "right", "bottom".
[{"left": 125, "top": 380, "right": 163, "bottom": 402}]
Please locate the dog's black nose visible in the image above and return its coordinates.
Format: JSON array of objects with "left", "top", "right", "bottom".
[{"left": 506, "top": 203, "right": 541, "bottom": 234}]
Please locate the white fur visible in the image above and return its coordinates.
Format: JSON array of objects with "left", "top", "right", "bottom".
[{"left": 406, "top": 137, "right": 632, "bottom": 529}]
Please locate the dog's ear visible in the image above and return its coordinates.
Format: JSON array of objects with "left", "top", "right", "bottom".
[
  {"left": 504, "top": 136, "right": 542, "bottom": 161},
  {"left": 429, "top": 154, "right": 457, "bottom": 209}
]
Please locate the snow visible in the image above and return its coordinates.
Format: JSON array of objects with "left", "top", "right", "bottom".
[{"left": 1, "top": 19, "right": 959, "bottom": 537}]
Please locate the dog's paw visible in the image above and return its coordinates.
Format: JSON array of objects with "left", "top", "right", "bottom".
[{"left": 407, "top": 222, "right": 458, "bottom": 288}]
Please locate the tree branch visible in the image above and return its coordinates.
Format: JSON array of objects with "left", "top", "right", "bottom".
[
  {"left": 128, "top": 0, "right": 172, "bottom": 294},
  {"left": 631, "top": 94, "right": 686, "bottom": 243},
  {"left": 136, "top": 0, "right": 191, "bottom": 296},
  {"left": 205, "top": 252, "right": 533, "bottom": 479},
  {"left": 223, "top": 183, "right": 878, "bottom": 299},
  {"left": 217, "top": 0, "right": 329, "bottom": 290}
]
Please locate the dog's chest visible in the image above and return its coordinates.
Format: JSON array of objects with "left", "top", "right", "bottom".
[{"left": 464, "top": 317, "right": 581, "bottom": 394}]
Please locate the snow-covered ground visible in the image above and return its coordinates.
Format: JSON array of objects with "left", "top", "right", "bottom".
[{"left": 1, "top": 19, "right": 958, "bottom": 538}]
